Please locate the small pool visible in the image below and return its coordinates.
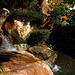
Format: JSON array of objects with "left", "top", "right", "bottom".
[{"left": 53, "top": 52, "right": 75, "bottom": 75}]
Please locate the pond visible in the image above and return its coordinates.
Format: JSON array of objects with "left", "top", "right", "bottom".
[{"left": 53, "top": 52, "right": 75, "bottom": 75}]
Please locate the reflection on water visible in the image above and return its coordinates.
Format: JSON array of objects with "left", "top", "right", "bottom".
[{"left": 0, "top": 35, "right": 16, "bottom": 52}]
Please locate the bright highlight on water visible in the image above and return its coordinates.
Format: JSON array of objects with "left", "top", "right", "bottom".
[{"left": 0, "top": 35, "right": 16, "bottom": 52}]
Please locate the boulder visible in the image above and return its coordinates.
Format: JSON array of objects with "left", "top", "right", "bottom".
[
  {"left": 28, "top": 45, "right": 57, "bottom": 64},
  {"left": 0, "top": 51, "right": 54, "bottom": 75},
  {"left": 2, "top": 20, "right": 33, "bottom": 43}
]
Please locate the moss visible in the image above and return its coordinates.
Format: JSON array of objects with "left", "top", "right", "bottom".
[{"left": 27, "top": 29, "right": 51, "bottom": 46}]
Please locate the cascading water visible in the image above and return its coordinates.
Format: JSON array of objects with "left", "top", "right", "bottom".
[
  {"left": 48, "top": 63, "right": 62, "bottom": 73},
  {"left": 52, "top": 65, "right": 62, "bottom": 72},
  {"left": 0, "top": 35, "right": 16, "bottom": 52}
]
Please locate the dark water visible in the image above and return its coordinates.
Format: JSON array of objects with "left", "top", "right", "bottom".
[{"left": 54, "top": 52, "right": 75, "bottom": 75}]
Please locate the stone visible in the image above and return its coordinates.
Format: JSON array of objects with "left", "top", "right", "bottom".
[
  {"left": 42, "top": 0, "right": 51, "bottom": 16},
  {"left": 2, "top": 20, "right": 33, "bottom": 43},
  {"left": 14, "top": 44, "right": 29, "bottom": 51},
  {"left": 28, "top": 45, "right": 57, "bottom": 64},
  {"left": 3, "top": 8, "right": 10, "bottom": 15},
  {"left": 61, "top": 20, "right": 69, "bottom": 26},
  {"left": 0, "top": 29, "right": 3, "bottom": 34},
  {"left": 0, "top": 51, "right": 54, "bottom": 75}
]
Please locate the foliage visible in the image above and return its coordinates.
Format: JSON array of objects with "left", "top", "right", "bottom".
[
  {"left": 0, "top": 65, "right": 5, "bottom": 75},
  {"left": 3, "top": 0, "right": 45, "bottom": 27},
  {"left": 69, "top": 9, "right": 75, "bottom": 24},
  {"left": 0, "top": 0, "right": 31, "bottom": 9},
  {"left": 8, "top": 9, "right": 45, "bottom": 23},
  {"left": 48, "top": 0, "right": 63, "bottom": 9},
  {"left": 51, "top": 5, "right": 68, "bottom": 25},
  {"left": 47, "top": 0, "right": 75, "bottom": 28},
  {"left": 27, "top": 29, "right": 51, "bottom": 46},
  {"left": 29, "top": 0, "right": 42, "bottom": 12},
  {"left": 63, "top": 0, "right": 75, "bottom": 5},
  {"left": 52, "top": 5, "right": 68, "bottom": 16}
]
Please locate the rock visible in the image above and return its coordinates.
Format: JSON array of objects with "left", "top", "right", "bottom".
[
  {"left": 14, "top": 44, "right": 28, "bottom": 51},
  {"left": 0, "top": 29, "right": 3, "bottom": 34},
  {"left": 28, "top": 45, "right": 57, "bottom": 64},
  {"left": 0, "top": 51, "right": 54, "bottom": 75},
  {"left": 0, "top": 29, "right": 3, "bottom": 45},
  {"left": 2, "top": 8, "right": 10, "bottom": 15},
  {"left": 62, "top": 16, "right": 68, "bottom": 20},
  {"left": 42, "top": 0, "right": 51, "bottom": 16},
  {"left": 2, "top": 20, "right": 33, "bottom": 43},
  {"left": 61, "top": 20, "right": 69, "bottom": 26}
]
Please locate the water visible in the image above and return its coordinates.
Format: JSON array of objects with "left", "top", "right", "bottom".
[
  {"left": 53, "top": 52, "right": 75, "bottom": 75},
  {"left": 0, "top": 35, "right": 16, "bottom": 52},
  {"left": 0, "top": 35, "right": 75, "bottom": 75},
  {"left": 52, "top": 65, "right": 61, "bottom": 72}
]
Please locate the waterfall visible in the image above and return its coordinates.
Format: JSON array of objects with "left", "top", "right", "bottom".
[
  {"left": 46, "top": 62, "right": 62, "bottom": 73},
  {"left": 52, "top": 65, "right": 61, "bottom": 72},
  {"left": 0, "top": 35, "right": 16, "bottom": 52}
]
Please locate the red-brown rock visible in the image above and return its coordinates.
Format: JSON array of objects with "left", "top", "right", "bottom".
[
  {"left": 42, "top": 0, "right": 51, "bottom": 16},
  {"left": 28, "top": 45, "right": 57, "bottom": 64},
  {"left": 0, "top": 51, "right": 54, "bottom": 75},
  {"left": 0, "top": 29, "right": 3, "bottom": 34}
]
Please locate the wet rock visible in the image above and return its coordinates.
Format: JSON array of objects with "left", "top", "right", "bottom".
[
  {"left": 0, "top": 51, "right": 54, "bottom": 75},
  {"left": 14, "top": 44, "right": 28, "bottom": 51},
  {"left": 28, "top": 45, "right": 57, "bottom": 64}
]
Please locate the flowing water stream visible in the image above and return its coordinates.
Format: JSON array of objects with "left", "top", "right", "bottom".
[
  {"left": 0, "top": 35, "right": 75, "bottom": 75},
  {"left": 0, "top": 35, "right": 16, "bottom": 52},
  {"left": 52, "top": 52, "right": 75, "bottom": 75}
]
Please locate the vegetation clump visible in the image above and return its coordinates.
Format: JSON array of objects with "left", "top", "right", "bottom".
[{"left": 27, "top": 29, "right": 51, "bottom": 46}]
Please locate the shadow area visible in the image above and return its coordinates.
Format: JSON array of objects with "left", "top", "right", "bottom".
[
  {"left": 0, "top": 51, "right": 21, "bottom": 63},
  {"left": 47, "top": 25, "right": 75, "bottom": 58}
]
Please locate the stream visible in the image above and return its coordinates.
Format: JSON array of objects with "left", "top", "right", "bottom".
[
  {"left": 0, "top": 35, "right": 75, "bottom": 75},
  {"left": 0, "top": 35, "right": 16, "bottom": 52},
  {"left": 52, "top": 52, "right": 75, "bottom": 75}
]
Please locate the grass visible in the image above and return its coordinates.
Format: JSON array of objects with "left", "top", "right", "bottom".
[{"left": 0, "top": 65, "right": 6, "bottom": 75}]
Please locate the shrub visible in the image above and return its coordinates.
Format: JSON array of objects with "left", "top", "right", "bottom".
[
  {"left": 70, "top": 9, "right": 75, "bottom": 24},
  {"left": 51, "top": 5, "right": 69, "bottom": 24},
  {"left": 9, "top": 9, "right": 44, "bottom": 21},
  {"left": 52, "top": 5, "right": 68, "bottom": 16},
  {"left": 27, "top": 29, "right": 51, "bottom": 46},
  {"left": 63, "top": 0, "right": 75, "bottom": 5}
]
